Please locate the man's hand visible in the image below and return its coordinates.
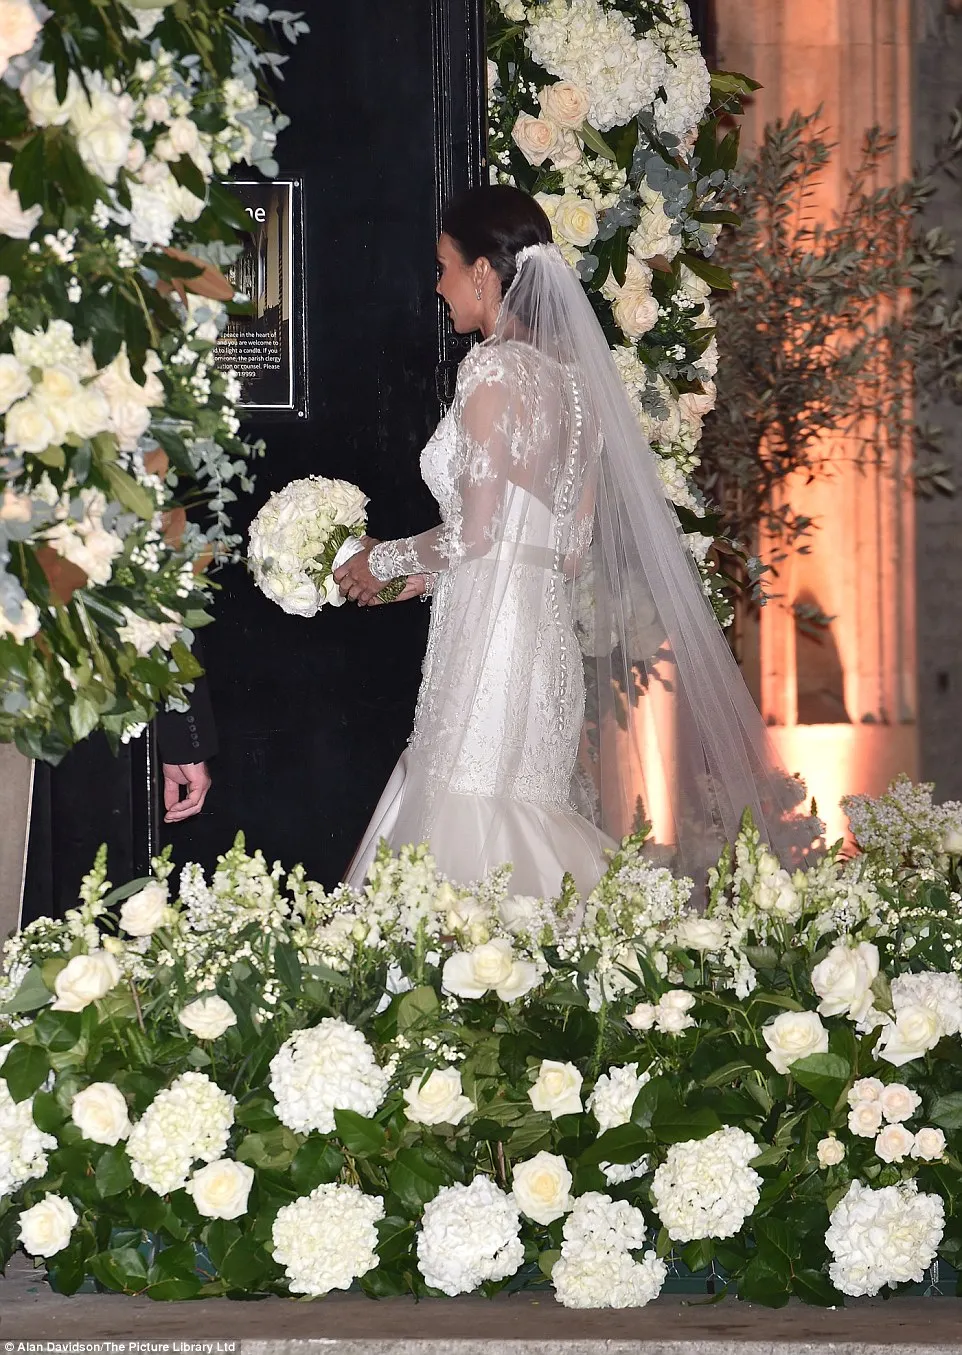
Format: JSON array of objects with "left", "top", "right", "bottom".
[{"left": 163, "top": 761, "right": 212, "bottom": 823}]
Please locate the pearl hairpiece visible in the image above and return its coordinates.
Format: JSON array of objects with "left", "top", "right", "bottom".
[{"left": 515, "top": 243, "right": 560, "bottom": 266}]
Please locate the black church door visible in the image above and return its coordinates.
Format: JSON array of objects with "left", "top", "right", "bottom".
[{"left": 24, "top": 0, "right": 485, "bottom": 918}]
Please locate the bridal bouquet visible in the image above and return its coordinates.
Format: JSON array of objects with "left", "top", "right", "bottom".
[{"left": 247, "top": 476, "right": 403, "bottom": 616}]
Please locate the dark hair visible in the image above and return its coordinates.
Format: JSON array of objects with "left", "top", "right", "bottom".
[{"left": 442, "top": 185, "right": 552, "bottom": 292}]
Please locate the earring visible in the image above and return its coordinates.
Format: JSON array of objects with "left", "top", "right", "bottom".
[{"left": 475, "top": 287, "right": 482, "bottom": 301}]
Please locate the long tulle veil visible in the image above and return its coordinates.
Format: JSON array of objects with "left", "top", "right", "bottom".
[{"left": 496, "top": 243, "right": 816, "bottom": 879}]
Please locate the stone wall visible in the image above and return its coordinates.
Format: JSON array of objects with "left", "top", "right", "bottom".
[{"left": 914, "top": 7, "right": 962, "bottom": 797}]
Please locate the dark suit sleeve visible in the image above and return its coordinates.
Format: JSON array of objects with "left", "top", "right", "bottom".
[{"left": 155, "top": 637, "right": 219, "bottom": 764}]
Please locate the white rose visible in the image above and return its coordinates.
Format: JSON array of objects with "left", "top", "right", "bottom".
[
  {"left": 538, "top": 81, "right": 591, "bottom": 129},
  {"left": 156, "top": 115, "right": 202, "bottom": 160},
  {"left": 817, "top": 1136, "right": 845, "bottom": 1168},
  {"left": 0, "top": 0, "right": 41, "bottom": 79},
  {"left": 626, "top": 1002, "right": 657, "bottom": 1031},
  {"left": 848, "top": 1102, "right": 883, "bottom": 1137},
  {"left": 142, "top": 93, "right": 170, "bottom": 127},
  {"left": 550, "top": 128, "right": 582, "bottom": 169},
  {"left": 128, "top": 180, "right": 176, "bottom": 248},
  {"left": 875, "top": 1123, "right": 915, "bottom": 1164},
  {"left": 756, "top": 868, "right": 801, "bottom": 919},
  {"left": 486, "top": 59, "right": 499, "bottom": 92},
  {"left": 442, "top": 938, "right": 535, "bottom": 1001},
  {"left": 76, "top": 117, "right": 131, "bottom": 185},
  {"left": 848, "top": 1076, "right": 884, "bottom": 1107},
  {"left": 912, "top": 1127, "right": 947, "bottom": 1161},
  {"left": 553, "top": 194, "right": 598, "bottom": 248},
  {"left": 0, "top": 354, "right": 30, "bottom": 414},
  {"left": 178, "top": 995, "right": 237, "bottom": 1041},
  {"left": 5, "top": 396, "right": 56, "bottom": 452},
  {"left": 941, "top": 825, "right": 962, "bottom": 854},
  {"left": 20, "top": 65, "right": 79, "bottom": 126},
  {"left": 402, "top": 1067, "right": 474, "bottom": 1126},
  {"left": 511, "top": 1151, "right": 572, "bottom": 1225},
  {"left": 511, "top": 111, "right": 563, "bottom": 167},
  {"left": 761, "top": 1010, "right": 829, "bottom": 1074},
  {"left": 656, "top": 991, "right": 697, "bottom": 1034},
  {"left": 528, "top": 1059, "right": 583, "bottom": 1118},
  {"left": 612, "top": 288, "right": 659, "bottom": 339},
  {"left": 0, "top": 161, "right": 41, "bottom": 238},
  {"left": 674, "top": 916, "right": 727, "bottom": 952},
  {"left": 71, "top": 1082, "right": 131, "bottom": 1145},
  {"left": 66, "top": 387, "right": 112, "bottom": 440},
  {"left": 53, "top": 951, "right": 122, "bottom": 1012},
  {"left": 497, "top": 895, "right": 540, "bottom": 936},
  {"left": 119, "top": 880, "right": 168, "bottom": 936},
  {"left": 185, "top": 1158, "right": 254, "bottom": 1219},
  {"left": 18, "top": 1195, "right": 77, "bottom": 1258},
  {"left": 0, "top": 595, "right": 38, "bottom": 642},
  {"left": 879, "top": 1083, "right": 921, "bottom": 1124},
  {"left": 876, "top": 1004, "right": 945, "bottom": 1067},
  {"left": 811, "top": 942, "right": 880, "bottom": 1022}
]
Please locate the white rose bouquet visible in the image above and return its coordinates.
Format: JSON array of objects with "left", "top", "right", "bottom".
[{"left": 247, "top": 475, "right": 404, "bottom": 616}]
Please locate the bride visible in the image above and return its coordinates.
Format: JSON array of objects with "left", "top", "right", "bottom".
[{"left": 335, "top": 185, "right": 810, "bottom": 898}]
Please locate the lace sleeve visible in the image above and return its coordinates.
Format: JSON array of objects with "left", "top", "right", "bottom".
[{"left": 369, "top": 353, "right": 517, "bottom": 582}]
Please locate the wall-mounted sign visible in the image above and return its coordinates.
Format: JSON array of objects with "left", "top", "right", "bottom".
[{"left": 212, "top": 178, "right": 308, "bottom": 419}]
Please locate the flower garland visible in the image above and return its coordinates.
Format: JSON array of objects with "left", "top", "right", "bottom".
[
  {"left": 0, "top": 0, "right": 305, "bottom": 761},
  {"left": 1, "top": 778, "right": 961, "bottom": 1305},
  {"left": 486, "top": 0, "right": 755, "bottom": 622}
]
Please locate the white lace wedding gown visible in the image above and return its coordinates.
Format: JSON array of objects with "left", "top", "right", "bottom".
[{"left": 344, "top": 339, "right": 615, "bottom": 898}]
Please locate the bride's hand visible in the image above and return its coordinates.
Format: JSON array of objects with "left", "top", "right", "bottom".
[{"left": 333, "top": 536, "right": 382, "bottom": 606}]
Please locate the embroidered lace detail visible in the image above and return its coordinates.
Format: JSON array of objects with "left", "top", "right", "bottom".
[{"left": 372, "top": 340, "right": 593, "bottom": 810}]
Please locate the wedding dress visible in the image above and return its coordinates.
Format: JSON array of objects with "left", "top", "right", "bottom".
[{"left": 345, "top": 245, "right": 813, "bottom": 900}]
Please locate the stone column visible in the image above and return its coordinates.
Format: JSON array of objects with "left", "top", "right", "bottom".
[{"left": 715, "top": 0, "right": 919, "bottom": 839}]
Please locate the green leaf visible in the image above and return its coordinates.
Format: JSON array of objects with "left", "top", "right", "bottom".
[
  {"left": 234, "top": 1093, "right": 280, "bottom": 1132},
  {"left": 930, "top": 1093, "right": 962, "bottom": 1131},
  {"left": 89, "top": 1245, "right": 148, "bottom": 1295},
  {"left": 677, "top": 253, "right": 733, "bottom": 291},
  {"left": 101, "top": 461, "right": 156, "bottom": 519},
  {"left": 169, "top": 154, "right": 207, "bottom": 201},
  {"left": 236, "top": 1126, "right": 301, "bottom": 1171},
  {"left": 753, "top": 1216, "right": 799, "bottom": 1261},
  {"left": 218, "top": 1235, "right": 267, "bottom": 1291},
  {"left": 650, "top": 1103, "right": 722, "bottom": 1143},
  {"left": 1, "top": 1042, "right": 50, "bottom": 1102},
  {"left": 580, "top": 122, "right": 617, "bottom": 162},
  {"left": 538, "top": 1248, "right": 561, "bottom": 1279},
  {"left": 789, "top": 1053, "right": 851, "bottom": 1109},
  {"left": 206, "top": 180, "right": 255, "bottom": 234},
  {"left": 396, "top": 985, "right": 440, "bottom": 1032},
  {"left": 376, "top": 1215, "right": 415, "bottom": 1266},
  {"left": 32, "top": 1008, "right": 82, "bottom": 1054},
  {"left": 2, "top": 965, "right": 53, "bottom": 1014},
  {"left": 203, "top": 1219, "right": 241, "bottom": 1271},
  {"left": 579, "top": 1122, "right": 648, "bottom": 1167},
  {"left": 681, "top": 1238, "right": 713, "bottom": 1273},
  {"left": 32, "top": 1089, "right": 66, "bottom": 1133},
  {"left": 95, "top": 1145, "right": 134, "bottom": 1197},
  {"left": 710, "top": 70, "right": 762, "bottom": 98},
  {"left": 290, "top": 1136, "right": 344, "bottom": 1192},
  {"left": 792, "top": 1268, "right": 843, "bottom": 1307},
  {"left": 334, "top": 1108, "right": 387, "bottom": 1158},
  {"left": 273, "top": 942, "right": 302, "bottom": 993},
  {"left": 388, "top": 1148, "right": 446, "bottom": 1216}
]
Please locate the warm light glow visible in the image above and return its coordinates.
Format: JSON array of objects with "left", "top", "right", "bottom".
[{"left": 769, "top": 725, "right": 919, "bottom": 848}]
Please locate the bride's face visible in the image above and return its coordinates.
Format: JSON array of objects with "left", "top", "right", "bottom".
[{"left": 436, "top": 232, "right": 487, "bottom": 334}]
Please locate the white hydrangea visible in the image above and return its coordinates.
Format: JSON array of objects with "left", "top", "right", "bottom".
[
  {"left": 654, "top": 47, "right": 711, "bottom": 141},
  {"left": 416, "top": 1176, "right": 523, "bottom": 1296},
  {"left": 269, "top": 1018, "right": 390, "bottom": 1135},
  {"left": 0, "top": 1048, "right": 57, "bottom": 1196},
  {"left": 553, "top": 1193, "right": 666, "bottom": 1309},
  {"left": 891, "top": 971, "right": 962, "bottom": 1037},
  {"left": 588, "top": 1063, "right": 649, "bottom": 1132},
  {"left": 125, "top": 1072, "right": 235, "bottom": 1195},
  {"left": 826, "top": 1180, "right": 944, "bottom": 1297},
  {"left": 630, "top": 185, "right": 682, "bottom": 263},
  {"left": 526, "top": 0, "right": 668, "bottom": 132},
  {"left": 272, "top": 1183, "right": 384, "bottom": 1296},
  {"left": 651, "top": 1127, "right": 762, "bottom": 1242}
]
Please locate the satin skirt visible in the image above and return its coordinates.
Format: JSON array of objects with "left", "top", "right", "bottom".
[{"left": 344, "top": 749, "right": 615, "bottom": 899}]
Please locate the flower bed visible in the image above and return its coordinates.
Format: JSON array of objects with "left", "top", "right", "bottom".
[{"left": 0, "top": 776, "right": 960, "bottom": 1306}]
